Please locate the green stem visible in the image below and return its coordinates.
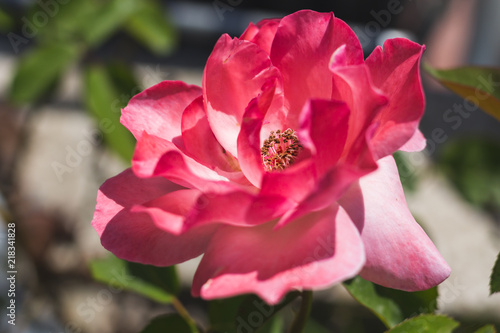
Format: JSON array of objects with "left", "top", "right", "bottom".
[
  {"left": 172, "top": 297, "right": 200, "bottom": 332},
  {"left": 290, "top": 290, "right": 313, "bottom": 333}
]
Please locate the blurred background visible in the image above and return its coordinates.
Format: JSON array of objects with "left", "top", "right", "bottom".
[{"left": 0, "top": 0, "right": 499, "bottom": 332}]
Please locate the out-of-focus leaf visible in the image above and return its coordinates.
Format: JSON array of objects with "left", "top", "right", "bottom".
[
  {"left": 437, "top": 138, "right": 500, "bottom": 211},
  {"left": 209, "top": 296, "right": 246, "bottom": 332},
  {"left": 304, "top": 319, "right": 330, "bottom": 333},
  {"left": 425, "top": 65, "right": 500, "bottom": 122},
  {"left": 209, "top": 292, "right": 299, "bottom": 333},
  {"left": 491, "top": 251, "right": 500, "bottom": 295},
  {"left": 386, "top": 314, "right": 459, "bottom": 333},
  {"left": 259, "top": 315, "right": 284, "bottom": 333},
  {"left": 124, "top": 0, "right": 177, "bottom": 55},
  {"left": 89, "top": 254, "right": 177, "bottom": 304},
  {"left": 237, "top": 292, "right": 299, "bottom": 333},
  {"left": 475, "top": 325, "right": 497, "bottom": 333},
  {"left": 343, "top": 276, "right": 403, "bottom": 328},
  {"left": 394, "top": 151, "right": 418, "bottom": 192},
  {"left": 84, "top": 65, "right": 135, "bottom": 161},
  {"left": 141, "top": 314, "right": 197, "bottom": 333},
  {"left": 127, "top": 261, "right": 180, "bottom": 296},
  {"left": 107, "top": 62, "right": 140, "bottom": 96},
  {"left": 10, "top": 43, "right": 80, "bottom": 103},
  {"left": 32, "top": 0, "right": 95, "bottom": 43},
  {"left": 81, "top": 0, "right": 138, "bottom": 47},
  {"left": 374, "top": 285, "right": 438, "bottom": 318},
  {"left": 0, "top": 7, "right": 13, "bottom": 30}
]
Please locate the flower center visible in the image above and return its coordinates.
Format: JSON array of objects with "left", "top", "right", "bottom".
[{"left": 260, "top": 129, "right": 302, "bottom": 172}]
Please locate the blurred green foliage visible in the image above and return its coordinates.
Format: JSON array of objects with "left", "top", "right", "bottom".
[
  {"left": 491, "top": 252, "right": 500, "bottom": 295},
  {"left": 89, "top": 254, "right": 179, "bottom": 304},
  {"left": 425, "top": 65, "right": 500, "bottom": 123},
  {"left": 8, "top": 0, "right": 177, "bottom": 160},
  {"left": 436, "top": 137, "right": 500, "bottom": 214},
  {"left": 141, "top": 314, "right": 197, "bottom": 333},
  {"left": 385, "top": 314, "right": 459, "bottom": 333},
  {"left": 343, "top": 276, "right": 437, "bottom": 329}
]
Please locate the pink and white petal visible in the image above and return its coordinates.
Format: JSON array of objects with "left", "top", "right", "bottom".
[
  {"left": 339, "top": 156, "right": 451, "bottom": 291},
  {"left": 204, "top": 34, "right": 282, "bottom": 157},
  {"left": 134, "top": 182, "right": 263, "bottom": 233},
  {"left": 329, "top": 47, "right": 388, "bottom": 159},
  {"left": 132, "top": 189, "right": 201, "bottom": 235},
  {"left": 236, "top": 81, "right": 279, "bottom": 188},
  {"left": 298, "top": 99, "right": 350, "bottom": 176},
  {"left": 240, "top": 18, "right": 280, "bottom": 55},
  {"left": 92, "top": 169, "right": 217, "bottom": 266},
  {"left": 182, "top": 96, "right": 241, "bottom": 173},
  {"left": 270, "top": 10, "right": 363, "bottom": 128},
  {"left": 192, "top": 204, "right": 365, "bottom": 305},
  {"left": 365, "top": 38, "right": 426, "bottom": 158},
  {"left": 399, "top": 129, "right": 426, "bottom": 152},
  {"left": 132, "top": 132, "right": 228, "bottom": 188},
  {"left": 276, "top": 163, "right": 367, "bottom": 228},
  {"left": 259, "top": 160, "right": 316, "bottom": 206},
  {"left": 121, "top": 81, "right": 202, "bottom": 142}
]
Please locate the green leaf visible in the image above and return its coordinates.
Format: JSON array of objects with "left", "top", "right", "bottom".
[
  {"left": 89, "top": 254, "right": 177, "bottom": 304},
  {"left": 0, "top": 7, "right": 13, "bottom": 31},
  {"left": 34, "top": 0, "right": 96, "bottom": 44},
  {"left": 209, "top": 296, "right": 246, "bottom": 332},
  {"left": 84, "top": 65, "right": 136, "bottom": 161},
  {"left": 374, "top": 285, "right": 438, "bottom": 318},
  {"left": 81, "top": 0, "right": 138, "bottom": 47},
  {"left": 304, "top": 319, "right": 331, "bottom": 333},
  {"left": 425, "top": 64, "right": 500, "bottom": 122},
  {"left": 124, "top": 0, "right": 177, "bottom": 55},
  {"left": 394, "top": 151, "right": 418, "bottom": 192},
  {"left": 386, "top": 314, "right": 459, "bottom": 333},
  {"left": 437, "top": 138, "right": 500, "bottom": 210},
  {"left": 259, "top": 315, "right": 285, "bottom": 333},
  {"left": 208, "top": 292, "right": 299, "bottom": 333},
  {"left": 475, "top": 325, "right": 497, "bottom": 333},
  {"left": 344, "top": 276, "right": 403, "bottom": 328},
  {"left": 141, "top": 314, "right": 197, "bottom": 333},
  {"left": 490, "top": 251, "right": 500, "bottom": 295},
  {"left": 9, "top": 43, "right": 81, "bottom": 104}
]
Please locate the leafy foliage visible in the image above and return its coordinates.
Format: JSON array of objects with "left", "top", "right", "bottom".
[
  {"left": 343, "top": 276, "right": 437, "bottom": 328},
  {"left": 10, "top": 43, "right": 81, "bottom": 103},
  {"left": 84, "top": 65, "right": 136, "bottom": 161},
  {"left": 141, "top": 314, "right": 198, "bottom": 333},
  {"left": 208, "top": 292, "right": 300, "bottom": 333},
  {"left": 425, "top": 65, "right": 500, "bottom": 122},
  {"left": 385, "top": 314, "right": 459, "bottom": 333},
  {"left": 437, "top": 137, "right": 500, "bottom": 212},
  {"left": 89, "top": 254, "right": 178, "bottom": 304},
  {"left": 490, "top": 251, "right": 500, "bottom": 295}
]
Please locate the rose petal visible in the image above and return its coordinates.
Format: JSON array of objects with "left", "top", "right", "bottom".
[
  {"left": 298, "top": 98, "right": 350, "bottom": 176},
  {"left": 192, "top": 204, "right": 365, "bottom": 304},
  {"left": 92, "top": 169, "right": 217, "bottom": 266},
  {"left": 181, "top": 96, "right": 241, "bottom": 174},
  {"left": 236, "top": 79, "right": 279, "bottom": 188},
  {"left": 365, "top": 38, "right": 426, "bottom": 158},
  {"left": 329, "top": 46, "right": 388, "bottom": 162},
  {"left": 276, "top": 163, "right": 366, "bottom": 228},
  {"left": 132, "top": 132, "right": 227, "bottom": 188},
  {"left": 204, "top": 34, "right": 282, "bottom": 157},
  {"left": 240, "top": 18, "right": 280, "bottom": 55},
  {"left": 399, "top": 129, "right": 426, "bottom": 152},
  {"left": 270, "top": 10, "right": 363, "bottom": 128},
  {"left": 339, "top": 156, "right": 451, "bottom": 291},
  {"left": 121, "top": 81, "right": 201, "bottom": 142}
]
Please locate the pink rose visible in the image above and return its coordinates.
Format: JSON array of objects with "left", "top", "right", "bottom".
[{"left": 92, "top": 10, "right": 450, "bottom": 304}]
